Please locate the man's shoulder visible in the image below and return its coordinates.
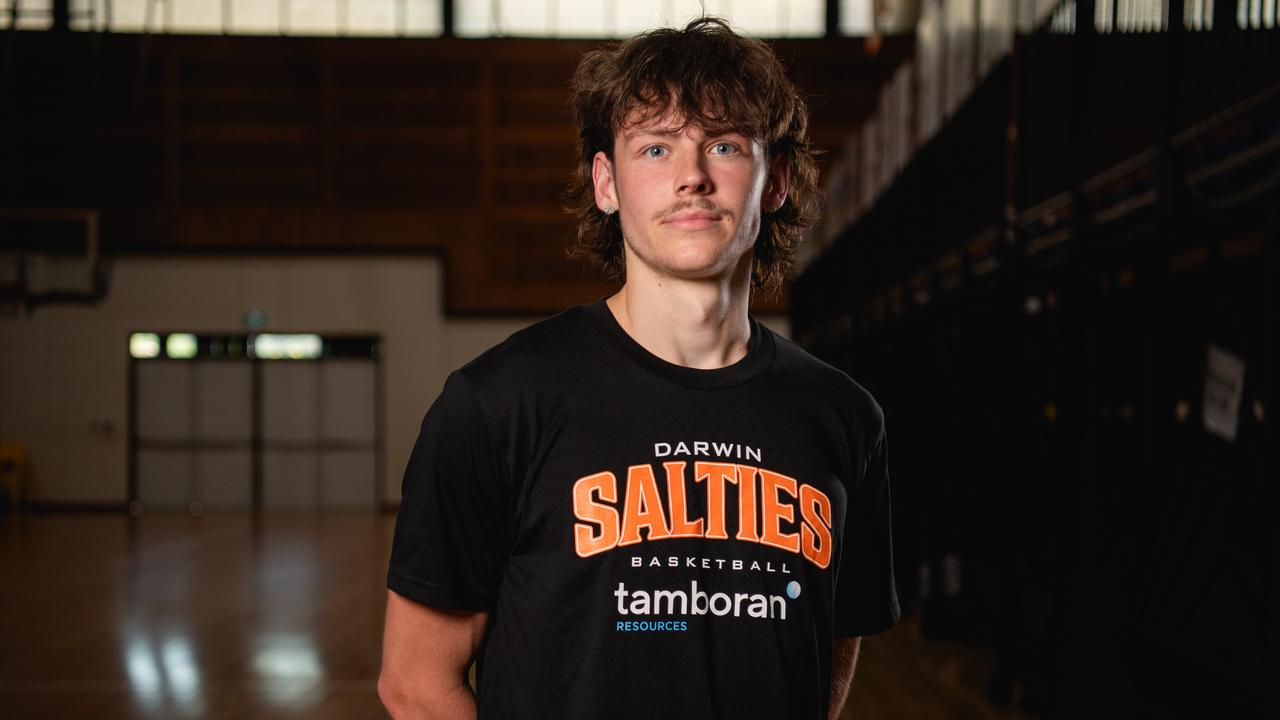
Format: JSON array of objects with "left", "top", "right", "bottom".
[
  {"left": 766, "top": 329, "right": 885, "bottom": 427},
  {"left": 454, "top": 302, "right": 595, "bottom": 391}
]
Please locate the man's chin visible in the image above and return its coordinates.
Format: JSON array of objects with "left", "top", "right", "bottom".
[
  {"left": 652, "top": 259, "right": 746, "bottom": 284},
  {"left": 625, "top": 238, "right": 753, "bottom": 282}
]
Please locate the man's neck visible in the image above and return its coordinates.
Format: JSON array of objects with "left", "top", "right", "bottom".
[{"left": 604, "top": 257, "right": 754, "bottom": 370}]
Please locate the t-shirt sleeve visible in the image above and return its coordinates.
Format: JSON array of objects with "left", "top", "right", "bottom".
[
  {"left": 387, "top": 370, "right": 511, "bottom": 611},
  {"left": 832, "top": 415, "right": 901, "bottom": 637}
]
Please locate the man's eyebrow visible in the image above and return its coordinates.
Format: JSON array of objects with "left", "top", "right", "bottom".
[
  {"left": 621, "top": 126, "right": 750, "bottom": 143},
  {"left": 621, "top": 126, "right": 684, "bottom": 141}
]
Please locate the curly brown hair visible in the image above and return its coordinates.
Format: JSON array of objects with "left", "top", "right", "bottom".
[{"left": 565, "top": 16, "right": 822, "bottom": 299}]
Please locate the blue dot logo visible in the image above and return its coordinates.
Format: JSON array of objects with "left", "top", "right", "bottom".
[{"left": 786, "top": 581, "right": 801, "bottom": 599}]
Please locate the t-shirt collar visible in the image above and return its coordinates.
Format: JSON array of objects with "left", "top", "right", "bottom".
[{"left": 582, "top": 296, "right": 775, "bottom": 390}]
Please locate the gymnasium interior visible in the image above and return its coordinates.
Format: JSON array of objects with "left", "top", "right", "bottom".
[{"left": 1, "top": 1, "right": 1274, "bottom": 717}]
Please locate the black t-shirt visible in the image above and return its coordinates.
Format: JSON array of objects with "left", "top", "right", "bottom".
[{"left": 389, "top": 298, "right": 899, "bottom": 719}]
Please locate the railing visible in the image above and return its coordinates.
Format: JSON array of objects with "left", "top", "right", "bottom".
[{"left": 805, "top": 0, "right": 1277, "bottom": 269}]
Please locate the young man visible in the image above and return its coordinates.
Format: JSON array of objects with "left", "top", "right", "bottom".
[{"left": 379, "top": 17, "right": 898, "bottom": 720}]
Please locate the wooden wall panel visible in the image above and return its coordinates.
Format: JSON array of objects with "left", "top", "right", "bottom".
[{"left": 1, "top": 32, "right": 910, "bottom": 313}]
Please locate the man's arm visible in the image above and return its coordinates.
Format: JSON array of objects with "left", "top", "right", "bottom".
[
  {"left": 829, "top": 636, "right": 863, "bottom": 720},
  {"left": 378, "top": 589, "right": 489, "bottom": 719}
]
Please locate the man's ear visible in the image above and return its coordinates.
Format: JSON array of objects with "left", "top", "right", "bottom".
[
  {"left": 592, "top": 151, "right": 619, "bottom": 211},
  {"left": 763, "top": 154, "right": 791, "bottom": 212}
]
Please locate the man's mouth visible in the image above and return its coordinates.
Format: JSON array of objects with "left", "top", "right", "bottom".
[{"left": 661, "top": 209, "right": 724, "bottom": 229}]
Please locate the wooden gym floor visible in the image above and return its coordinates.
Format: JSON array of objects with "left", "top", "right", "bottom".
[{"left": 0, "top": 512, "right": 1021, "bottom": 719}]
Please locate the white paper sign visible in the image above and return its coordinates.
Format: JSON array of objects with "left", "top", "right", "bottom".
[{"left": 1202, "top": 344, "right": 1245, "bottom": 443}]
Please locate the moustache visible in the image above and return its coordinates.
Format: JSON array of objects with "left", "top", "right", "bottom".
[{"left": 654, "top": 201, "right": 731, "bottom": 222}]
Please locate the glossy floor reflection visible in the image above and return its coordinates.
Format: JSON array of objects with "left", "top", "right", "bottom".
[
  {"left": 0, "top": 512, "right": 389, "bottom": 719},
  {"left": 1, "top": 511, "right": 1016, "bottom": 719}
]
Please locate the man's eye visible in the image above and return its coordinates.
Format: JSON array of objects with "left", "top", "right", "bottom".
[
  {"left": 645, "top": 146, "right": 666, "bottom": 158},
  {"left": 710, "top": 142, "right": 737, "bottom": 155}
]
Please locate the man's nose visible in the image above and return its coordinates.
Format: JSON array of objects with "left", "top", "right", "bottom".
[{"left": 675, "top": 154, "right": 713, "bottom": 195}]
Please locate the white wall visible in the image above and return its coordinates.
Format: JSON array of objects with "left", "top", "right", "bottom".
[{"left": 0, "top": 255, "right": 789, "bottom": 506}]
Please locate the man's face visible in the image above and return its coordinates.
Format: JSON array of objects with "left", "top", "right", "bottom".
[{"left": 592, "top": 111, "right": 788, "bottom": 284}]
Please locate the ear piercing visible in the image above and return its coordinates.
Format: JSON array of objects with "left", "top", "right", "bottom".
[{"left": 603, "top": 206, "right": 616, "bottom": 215}]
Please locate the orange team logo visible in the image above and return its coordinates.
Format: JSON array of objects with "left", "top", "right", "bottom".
[{"left": 572, "top": 461, "right": 833, "bottom": 568}]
